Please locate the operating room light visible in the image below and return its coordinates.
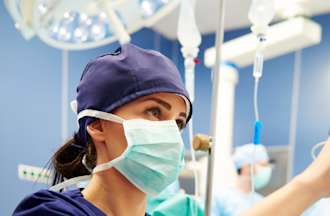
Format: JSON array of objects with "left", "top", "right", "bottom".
[
  {"left": 41, "top": 9, "right": 112, "bottom": 44},
  {"left": 140, "top": 0, "right": 169, "bottom": 18},
  {"left": 4, "top": 0, "right": 179, "bottom": 50}
]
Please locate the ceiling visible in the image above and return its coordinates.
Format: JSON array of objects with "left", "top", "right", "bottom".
[{"left": 152, "top": 0, "right": 330, "bottom": 40}]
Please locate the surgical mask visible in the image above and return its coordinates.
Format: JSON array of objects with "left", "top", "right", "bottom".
[
  {"left": 51, "top": 109, "right": 185, "bottom": 196},
  {"left": 253, "top": 165, "right": 272, "bottom": 190}
]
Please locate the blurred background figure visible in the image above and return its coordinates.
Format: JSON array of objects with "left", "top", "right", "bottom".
[{"left": 212, "top": 144, "right": 273, "bottom": 216}]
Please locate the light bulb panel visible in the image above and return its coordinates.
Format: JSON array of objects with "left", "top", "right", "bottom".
[
  {"left": 4, "top": 0, "right": 36, "bottom": 39},
  {"left": 5, "top": 0, "right": 179, "bottom": 50}
]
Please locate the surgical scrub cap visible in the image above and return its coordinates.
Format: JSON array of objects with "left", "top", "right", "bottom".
[
  {"left": 232, "top": 144, "right": 269, "bottom": 169},
  {"left": 75, "top": 43, "right": 192, "bottom": 144}
]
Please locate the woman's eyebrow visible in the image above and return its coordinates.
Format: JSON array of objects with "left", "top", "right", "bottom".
[
  {"left": 142, "top": 97, "right": 172, "bottom": 110},
  {"left": 179, "top": 112, "right": 187, "bottom": 119},
  {"left": 142, "top": 97, "right": 187, "bottom": 120}
]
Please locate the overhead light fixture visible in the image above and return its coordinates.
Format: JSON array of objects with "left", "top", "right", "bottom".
[
  {"left": 204, "top": 17, "right": 321, "bottom": 68},
  {"left": 140, "top": 0, "right": 169, "bottom": 18},
  {"left": 4, "top": 0, "right": 179, "bottom": 50}
]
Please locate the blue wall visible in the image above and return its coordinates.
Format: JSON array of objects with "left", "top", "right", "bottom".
[
  {"left": 0, "top": 3, "right": 61, "bottom": 215},
  {"left": 1, "top": 1, "right": 330, "bottom": 214}
]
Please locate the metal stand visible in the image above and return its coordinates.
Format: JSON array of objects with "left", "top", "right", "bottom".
[{"left": 204, "top": 0, "right": 226, "bottom": 215}]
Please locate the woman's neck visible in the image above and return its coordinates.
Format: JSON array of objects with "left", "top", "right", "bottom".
[{"left": 82, "top": 169, "right": 146, "bottom": 216}]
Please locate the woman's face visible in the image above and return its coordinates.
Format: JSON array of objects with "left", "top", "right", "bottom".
[{"left": 93, "top": 92, "right": 187, "bottom": 163}]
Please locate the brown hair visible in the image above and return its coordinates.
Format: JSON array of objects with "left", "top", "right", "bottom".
[{"left": 51, "top": 133, "right": 97, "bottom": 185}]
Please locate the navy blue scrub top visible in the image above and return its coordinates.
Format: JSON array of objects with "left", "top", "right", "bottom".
[{"left": 13, "top": 189, "right": 151, "bottom": 216}]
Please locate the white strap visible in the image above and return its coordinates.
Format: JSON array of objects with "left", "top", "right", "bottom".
[
  {"left": 70, "top": 100, "right": 78, "bottom": 114},
  {"left": 50, "top": 175, "right": 91, "bottom": 191},
  {"left": 77, "top": 109, "right": 124, "bottom": 124},
  {"left": 93, "top": 162, "right": 115, "bottom": 174},
  {"left": 92, "top": 154, "right": 124, "bottom": 174}
]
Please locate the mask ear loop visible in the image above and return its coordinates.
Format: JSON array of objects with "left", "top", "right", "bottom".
[
  {"left": 82, "top": 154, "right": 93, "bottom": 173},
  {"left": 78, "top": 109, "right": 144, "bottom": 175},
  {"left": 50, "top": 175, "right": 91, "bottom": 191},
  {"left": 50, "top": 108, "right": 125, "bottom": 191},
  {"left": 50, "top": 136, "right": 117, "bottom": 191},
  {"left": 77, "top": 109, "right": 125, "bottom": 124}
]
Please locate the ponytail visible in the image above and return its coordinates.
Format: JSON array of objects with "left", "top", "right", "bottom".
[{"left": 51, "top": 133, "right": 96, "bottom": 185}]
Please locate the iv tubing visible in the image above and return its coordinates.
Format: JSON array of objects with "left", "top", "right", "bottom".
[
  {"left": 251, "top": 35, "right": 265, "bottom": 194},
  {"left": 253, "top": 79, "right": 260, "bottom": 121}
]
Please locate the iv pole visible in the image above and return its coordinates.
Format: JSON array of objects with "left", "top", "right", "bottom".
[
  {"left": 204, "top": 0, "right": 226, "bottom": 215},
  {"left": 61, "top": 50, "right": 69, "bottom": 142}
]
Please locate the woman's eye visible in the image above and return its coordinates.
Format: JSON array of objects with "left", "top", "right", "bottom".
[
  {"left": 176, "top": 119, "right": 186, "bottom": 130},
  {"left": 145, "top": 107, "right": 161, "bottom": 118}
]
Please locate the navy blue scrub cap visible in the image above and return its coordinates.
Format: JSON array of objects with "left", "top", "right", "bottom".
[{"left": 74, "top": 43, "right": 192, "bottom": 144}]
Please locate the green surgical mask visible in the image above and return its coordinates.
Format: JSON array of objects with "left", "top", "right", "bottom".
[
  {"left": 253, "top": 165, "right": 272, "bottom": 190},
  {"left": 83, "top": 110, "right": 185, "bottom": 196},
  {"left": 51, "top": 110, "right": 185, "bottom": 197}
]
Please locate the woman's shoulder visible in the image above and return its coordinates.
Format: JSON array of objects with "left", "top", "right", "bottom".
[{"left": 13, "top": 189, "right": 104, "bottom": 216}]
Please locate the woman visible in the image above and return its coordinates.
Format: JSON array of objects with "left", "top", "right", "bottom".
[
  {"left": 13, "top": 43, "right": 330, "bottom": 216},
  {"left": 14, "top": 44, "right": 191, "bottom": 216}
]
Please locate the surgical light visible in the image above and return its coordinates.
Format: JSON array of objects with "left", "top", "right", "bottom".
[
  {"left": 4, "top": 0, "right": 179, "bottom": 50},
  {"left": 140, "top": 0, "right": 169, "bottom": 18}
]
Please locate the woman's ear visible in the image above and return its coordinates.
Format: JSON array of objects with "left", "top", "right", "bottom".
[{"left": 86, "top": 120, "right": 105, "bottom": 142}]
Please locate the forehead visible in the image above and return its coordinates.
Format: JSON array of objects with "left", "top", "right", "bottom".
[
  {"left": 138, "top": 93, "right": 186, "bottom": 108},
  {"left": 130, "top": 92, "right": 187, "bottom": 114}
]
